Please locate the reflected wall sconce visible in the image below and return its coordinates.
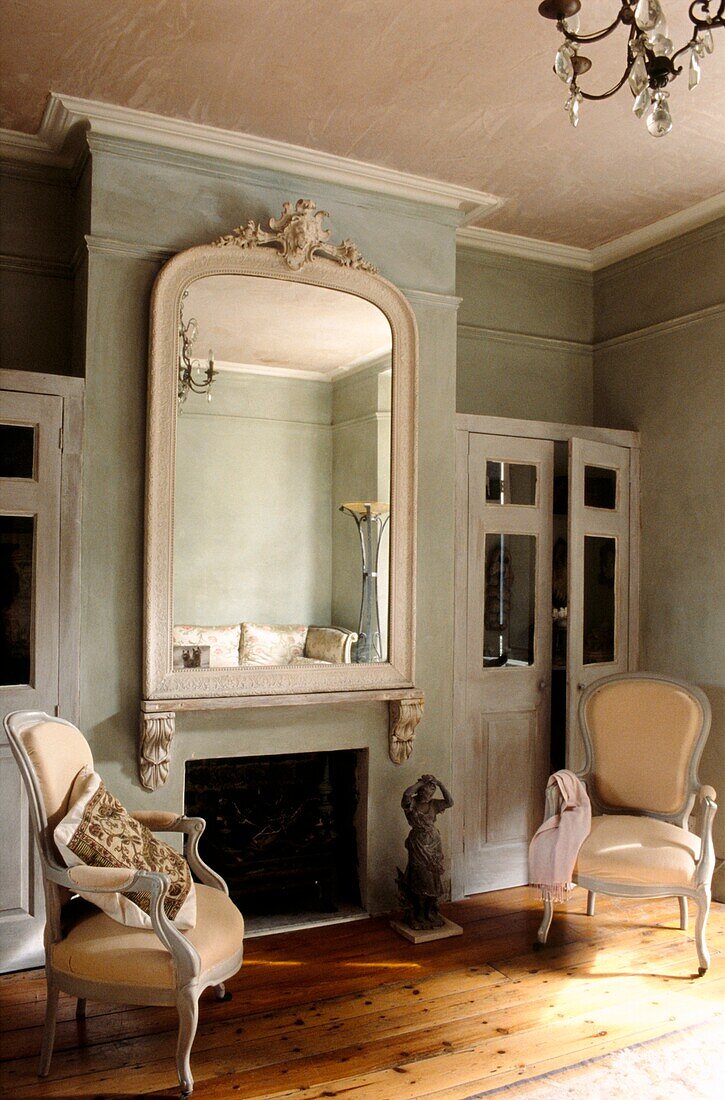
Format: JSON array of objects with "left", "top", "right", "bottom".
[{"left": 178, "top": 290, "right": 217, "bottom": 405}]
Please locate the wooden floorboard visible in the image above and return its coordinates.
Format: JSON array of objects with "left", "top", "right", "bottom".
[{"left": 0, "top": 887, "right": 722, "bottom": 1099}]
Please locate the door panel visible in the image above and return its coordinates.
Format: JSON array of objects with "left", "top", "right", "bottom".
[
  {"left": 567, "top": 438, "right": 631, "bottom": 772},
  {"left": 1, "top": 389, "right": 63, "bottom": 972},
  {"left": 464, "top": 434, "right": 553, "bottom": 894}
]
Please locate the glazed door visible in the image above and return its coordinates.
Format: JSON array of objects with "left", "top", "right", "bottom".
[
  {"left": 463, "top": 434, "right": 553, "bottom": 893},
  {"left": 0, "top": 389, "right": 63, "bottom": 972},
  {"left": 567, "top": 438, "right": 631, "bottom": 772}
]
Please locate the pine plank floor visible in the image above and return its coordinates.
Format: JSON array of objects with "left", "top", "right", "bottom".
[{"left": 0, "top": 887, "right": 723, "bottom": 1099}]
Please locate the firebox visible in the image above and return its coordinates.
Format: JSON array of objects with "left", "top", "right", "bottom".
[{"left": 185, "top": 751, "right": 363, "bottom": 930}]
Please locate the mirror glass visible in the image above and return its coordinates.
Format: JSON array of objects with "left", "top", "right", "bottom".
[{"left": 172, "top": 274, "right": 392, "bottom": 669}]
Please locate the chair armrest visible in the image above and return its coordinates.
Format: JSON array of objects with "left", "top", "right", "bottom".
[
  {"left": 695, "top": 787, "right": 718, "bottom": 887},
  {"left": 46, "top": 862, "right": 200, "bottom": 982},
  {"left": 129, "top": 812, "right": 230, "bottom": 894},
  {"left": 129, "top": 810, "right": 183, "bottom": 830}
]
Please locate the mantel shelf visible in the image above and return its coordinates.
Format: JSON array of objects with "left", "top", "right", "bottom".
[{"left": 138, "top": 688, "right": 425, "bottom": 792}]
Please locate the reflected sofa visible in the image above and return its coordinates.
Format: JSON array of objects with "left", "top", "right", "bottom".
[{"left": 172, "top": 622, "right": 357, "bottom": 669}]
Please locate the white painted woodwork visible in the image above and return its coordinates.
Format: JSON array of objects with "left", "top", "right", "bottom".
[
  {"left": 462, "top": 434, "right": 553, "bottom": 894},
  {"left": 566, "top": 438, "right": 631, "bottom": 773},
  {"left": 0, "top": 389, "right": 62, "bottom": 973}
]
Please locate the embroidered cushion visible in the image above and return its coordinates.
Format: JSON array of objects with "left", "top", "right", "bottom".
[
  {"left": 54, "top": 768, "right": 196, "bottom": 930},
  {"left": 172, "top": 624, "right": 241, "bottom": 667},
  {"left": 239, "top": 623, "right": 308, "bottom": 665}
]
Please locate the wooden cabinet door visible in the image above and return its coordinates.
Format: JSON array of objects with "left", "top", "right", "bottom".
[
  {"left": 463, "top": 433, "right": 553, "bottom": 893},
  {"left": 566, "top": 438, "right": 631, "bottom": 772},
  {"left": 0, "top": 389, "right": 63, "bottom": 972}
]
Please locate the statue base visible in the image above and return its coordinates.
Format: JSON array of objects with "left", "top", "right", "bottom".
[{"left": 390, "top": 915, "right": 463, "bottom": 944}]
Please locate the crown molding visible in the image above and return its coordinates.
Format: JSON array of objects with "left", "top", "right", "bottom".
[
  {"left": 0, "top": 93, "right": 503, "bottom": 224},
  {"left": 457, "top": 192, "right": 725, "bottom": 273},
  {"left": 458, "top": 322, "right": 592, "bottom": 359}
]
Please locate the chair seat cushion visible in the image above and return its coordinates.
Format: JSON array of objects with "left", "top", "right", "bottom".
[
  {"left": 576, "top": 814, "right": 701, "bottom": 889},
  {"left": 51, "top": 885, "right": 244, "bottom": 988}
]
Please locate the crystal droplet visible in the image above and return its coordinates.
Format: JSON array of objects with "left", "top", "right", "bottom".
[
  {"left": 646, "top": 91, "right": 672, "bottom": 137},
  {"left": 689, "top": 48, "right": 702, "bottom": 90},
  {"left": 628, "top": 53, "right": 648, "bottom": 94},
  {"left": 633, "top": 86, "right": 652, "bottom": 117},
  {"left": 555, "top": 41, "right": 575, "bottom": 84},
  {"left": 648, "top": 34, "right": 674, "bottom": 57},
  {"left": 562, "top": 13, "right": 580, "bottom": 35},
  {"left": 565, "top": 90, "right": 582, "bottom": 128},
  {"left": 700, "top": 28, "right": 714, "bottom": 54},
  {"left": 635, "top": 0, "right": 666, "bottom": 34}
]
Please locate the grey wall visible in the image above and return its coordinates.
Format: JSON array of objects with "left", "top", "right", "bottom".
[
  {"left": 78, "top": 134, "right": 459, "bottom": 914},
  {"left": 456, "top": 248, "right": 594, "bottom": 422},
  {"left": 174, "top": 373, "right": 333, "bottom": 627},
  {"left": 593, "top": 219, "right": 725, "bottom": 897},
  {"left": 0, "top": 165, "right": 77, "bottom": 376}
]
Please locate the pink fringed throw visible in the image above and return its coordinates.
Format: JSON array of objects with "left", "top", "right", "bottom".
[{"left": 529, "top": 770, "right": 591, "bottom": 903}]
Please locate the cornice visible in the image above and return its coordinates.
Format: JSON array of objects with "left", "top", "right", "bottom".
[
  {"left": 0, "top": 93, "right": 502, "bottom": 225},
  {"left": 594, "top": 303, "right": 725, "bottom": 352},
  {"left": 0, "top": 253, "right": 72, "bottom": 279},
  {"left": 457, "top": 192, "right": 725, "bottom": 273},
  {"left": 458, "top": 323, "right": 593, "bottom": 359}
]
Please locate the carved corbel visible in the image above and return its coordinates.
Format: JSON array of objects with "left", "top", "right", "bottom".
[
  {"left": 389, "top": 696, "right": 425, "bottom": 765},
  {"left": 139, "top": 711, "right": 176, "bottom": 791}
]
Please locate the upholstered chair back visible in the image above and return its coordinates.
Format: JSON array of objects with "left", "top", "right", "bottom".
[{"left": 580, "top": 675, "right": 709, "bottom": 820}]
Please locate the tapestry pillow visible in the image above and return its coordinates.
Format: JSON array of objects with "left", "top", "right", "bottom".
[
  {"left": 239, "top": 622, "right": 308, "bottom": 665},
  {"left": 172, "top": 624, "right": 241, "bottom": 667},
  {"left": 54, "top": 768, "right": 196, "bottom": 930}
]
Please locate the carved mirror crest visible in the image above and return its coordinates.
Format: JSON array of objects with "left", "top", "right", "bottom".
[{"left": 141, "top": 201, "right": 422, "bottom": 788}]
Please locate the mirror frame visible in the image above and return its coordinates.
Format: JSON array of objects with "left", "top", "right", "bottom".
[{"left": 143, "top": 201, "right": 418, "bottom": 706}]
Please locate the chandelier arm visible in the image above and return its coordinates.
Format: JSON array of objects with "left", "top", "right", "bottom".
[
  {"left": 670, "top": 33, "right": 700, "bottom": 66},
  {"left": 577, "top": 68, "right": 632, "bottom": 101},
  {"left": 688, "top": 1, "right": 725, "bottom": 28},
  {"left": 562, "top": 12, "right": 626, "bottom": 45}
]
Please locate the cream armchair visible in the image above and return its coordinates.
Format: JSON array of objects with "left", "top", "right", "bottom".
[
  {"left": 536, "top": 673, "right": 717, "bottom": 974},
  {"left": 4, "top": 711, "right": 244, "bottom": 1098}
]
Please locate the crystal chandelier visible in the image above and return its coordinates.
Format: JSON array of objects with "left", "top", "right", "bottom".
[
  {"left": 178, "top": 290, "right": 217, "bottom": 405},
  {"left": 538, "top": 1, "right": 723, "bottom": 135}
]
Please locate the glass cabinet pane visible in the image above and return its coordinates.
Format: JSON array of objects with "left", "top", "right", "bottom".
[
  {"left": 584, "top": 465, "right": 617, "bottom": 509},
  {"left": 483, "top": 533, "right": 536, "bottom": 667},
  {"left": 583, "top": 534, "right": 616, "bottom": 664},
  {"left": 0, "top": 515, "right": 34, "bottom": 685},
  {"left": 485, "top": 462, "right": 537, "bottom": 505},
  {"left": 0, "top": 425, "right": 35, "bottom": 479}
]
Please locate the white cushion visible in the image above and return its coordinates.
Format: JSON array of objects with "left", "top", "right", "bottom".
[
  {"left": 576, "top": 814, "right": 701, "bottom": 889},
  {"left": 172, "top": 624, "right": 241, "bottom": 667}
]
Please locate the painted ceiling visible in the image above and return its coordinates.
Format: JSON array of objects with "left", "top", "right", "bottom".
[{"left": 1, "top": 0, "right": 724, "bottom": 247}]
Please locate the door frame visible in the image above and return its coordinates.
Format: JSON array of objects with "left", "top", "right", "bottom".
[
  {"left": 452, "top": 413, "right": 640, "bottom": 900},
  {"left": 1, "top": 369, "right": 84, "bottom": 724}
]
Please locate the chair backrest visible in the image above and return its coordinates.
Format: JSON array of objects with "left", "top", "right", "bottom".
[
  {"left": 4, "top": 711, "right": 94, "bottom": 942},
  {"left": 578, "top": 673, "right": 711, "bottom": 824}
]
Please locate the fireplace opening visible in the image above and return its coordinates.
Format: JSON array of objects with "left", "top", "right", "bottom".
[{"left": 185, "top": 750, "right": 364, "bottom": 933}]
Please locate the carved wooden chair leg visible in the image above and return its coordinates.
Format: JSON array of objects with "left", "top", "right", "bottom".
[
  {"left": 586, "top": 891, "right": 596, "bottom": 917},
  {"left": 76, "top": 997, "right": 87, "bottom": 1020},
  {"left": 694, "top": 887, "right": 711, "bottom": 975},
  {"left": 176, "top": 986, "right": 199, "bottom": 1098},
  {"left": 678, "top": 896, "right": 688, "bottom": 931},
  {"left": 38, "top": 977, "right": 59, "bottom": 1077},
  {"left": 535, "top": 899, "right": 554, "bottom": 948}
]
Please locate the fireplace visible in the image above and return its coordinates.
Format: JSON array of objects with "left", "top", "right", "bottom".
[{"left": 185, "top": 750, "right": 364, "bottom": 932}]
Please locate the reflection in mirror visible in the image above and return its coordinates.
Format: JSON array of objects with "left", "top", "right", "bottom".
[
  {"left": 583, "top": 535, "right": 616, "bottom": 664},
  {"left": 173, "top": 275, "right": 392, "bottom": 668},
  {"left": 485, "top": 461, "right": 537, "bottom": 505},
  {"left": 483, "top": 533, "right": 536, "bottom": 668}
]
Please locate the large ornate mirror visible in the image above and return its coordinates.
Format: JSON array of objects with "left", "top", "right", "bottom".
[{"left": 141, "top": 202, "right": 421, "bottom": 787}]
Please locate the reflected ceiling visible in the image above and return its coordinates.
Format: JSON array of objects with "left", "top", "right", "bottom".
[{"left": 1, "top": 0, "right": 724, "bottom": 247}]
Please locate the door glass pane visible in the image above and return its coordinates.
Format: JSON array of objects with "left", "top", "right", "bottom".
[
  {"left": 0, "top": 515, "right": 34, "bottom": 685},
  {"left": 485, "top": 462, "right": 536, "bottom": 505},
  {"left": 0, "top": 425, "right": 35, "bottom": 479},
  {"left": 483, "top": 533, "right": 536, "bottom": 667},
  {"left": 584, "top": 465, "right": 617, "bottom": 509},
  {"left": 583, "top": 535, "right": 616, "bottom": 664}
]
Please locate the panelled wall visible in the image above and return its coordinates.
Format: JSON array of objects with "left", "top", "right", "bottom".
[{"left": 593, "top": 219, "right": 725, "bottom": 897}]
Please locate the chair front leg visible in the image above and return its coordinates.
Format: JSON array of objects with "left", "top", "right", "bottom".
[
  {"left": 587, "top": 891, "right": 596, "bottom": 916},
  {"left": 176, "top": 983, "right": 199, "bottom": 1098},
  {"left": 536, "top": 899, "right": 554, "bottom": 947},
  {"left": 678, "top": 896, "right": 688, "bottom": 931},
  {"left": 38, "top": 973, "right": 59, "bottom": 1077},
  {"left": 694, "top": 886, "right": 711, "bottom": 975}
]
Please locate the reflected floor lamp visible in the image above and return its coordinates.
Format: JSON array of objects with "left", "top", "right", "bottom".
[{"left": 339, "top": 501, "right": 389, "bottom": 663}]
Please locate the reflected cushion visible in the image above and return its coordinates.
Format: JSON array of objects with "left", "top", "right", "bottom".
[
  {"left": 52, "top": 884, "right": 244, "bottom": 988},
  {"left": 304, "top": 626, "right": 355, "bottom": 664},
  {"left": 240, "top": 622, "right": 307, "bottom": 665},
  {"left": 172, "top": 624, "right": 241, "bottom": 667},
  {"left": 55, "top": 768, "right": 196, "bottom": 930},
  {"left": 575, "top": 814, "right": 701, "bottom": 888}
]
